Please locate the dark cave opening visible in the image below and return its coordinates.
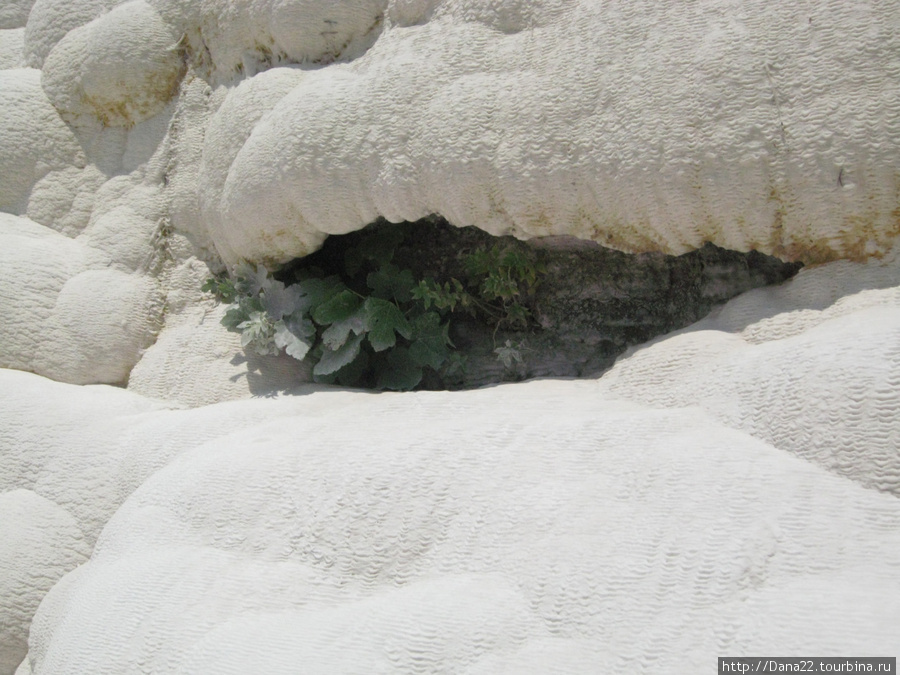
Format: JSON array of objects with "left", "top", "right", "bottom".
[{"left": 273, "top": 216, "right": 802, "bottom": 390}]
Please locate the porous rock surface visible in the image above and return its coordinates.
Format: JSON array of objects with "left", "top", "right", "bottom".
[
  {"left": 41, "top": 0, "right": 185, "bottom": 127},
  {"left": 3, "top": 254, "right": 900, "bottom": 672},
  {"left": 202, "top": 0, "right": 900, "bottom": 265},
  {"left": 1, "top": 0, "right": 900, "bottom": 672}
]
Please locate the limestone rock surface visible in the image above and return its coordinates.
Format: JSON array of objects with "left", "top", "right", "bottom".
[
  {"left": 3, "top": 0, "right": 900, "bottom": 672},
  {"left": 0, "top": 0, "right": 34, "bottom": 30},
  {"left": 23, "top": 0, "right": 121, "bottom": 68},
  {"left": 149, "top": 0, "right": 387, "bottom": 77},
  {"left": 41, "top": 0, "right": 184, "bottom": 127},
  {"left": 0, "top": 212, "right": 163, "bottom": 386},
  {"left": 2, "top": 252, "right": 900, "bottom": 672},
  {"left": 0, "top": 29, "right": 25, "bottom": 68},
  {"left": 0, "top": 490, "right": 89, "bottom": 675},
  {"left": 3, "top": 0, "right": 900, "bottom": 392},
  {"left": 203, "top": 0, "right": 900, "bottom": 264},
  {"left": 0, "top": 69, "right": 84, "bottom": 214}
]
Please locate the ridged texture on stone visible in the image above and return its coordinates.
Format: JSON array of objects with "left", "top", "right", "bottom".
[
  {"left": 0, "top": 69, "right": 84, "bottom": 214},
  {"left": 3, "top": 0, "right": 900, "bottom": 669},
  {"left": 40, "top": 0, "right": 184, "bottom": 127},
  {"left": 32, "top": 269, "right": 162, "bottom": 385},
  {"left": 148, "top": 0, "right": 387, "bottom": 78},
  {"left": 23, "top": 0, "right": 121, "bottom": 68},
  {"left": 205, "top": 0, "right": 900, "bottom": 264},
  {"left": 601, "top": 256, "right": 900, "bottom": 495},
  {"left": 0, "top": 209, "right": 164, "bottom": 386},
  {"left": 24, "top": 166, "right": 106, "bottom": 237},
  {"left": 0, "top": 0, "right": 34, "bottom": 30},
  {"left": 0, "top": 214, "right": 90, "bottom": 373},
  {"left": 4, "top": 252, "right": 900, "bottom": 672},
  {"left": 0, "top": 29, "right": 25, "bottom": 68},
  {"left": 127, "top": 302, "right": 313, "bottom": 406},
  {"left": 199, "top": 67, "right": 310, "bottom": 263},
  {"left": 0, "top": 490, "right": 89, "bottom": 675},
  {"left": 4, "top": 0, "right": 900, "bottom": 393}
]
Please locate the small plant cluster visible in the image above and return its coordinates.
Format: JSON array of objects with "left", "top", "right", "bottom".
[
  {"left": 413, "top": 243, "right": 545, "bottom": 332},
  {"left": 203, "top": 224, "right": 545, "bottom": 390}
]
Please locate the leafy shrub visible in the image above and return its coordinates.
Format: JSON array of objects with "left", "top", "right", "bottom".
[
  {"left": 494, "top": 339, "right": 528, "bottom": 371},
  {"left": 203, "top": 223, "right": 545, "bottom": 390}
]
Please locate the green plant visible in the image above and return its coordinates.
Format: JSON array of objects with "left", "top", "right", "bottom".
[
  {"left": 203, "top": 224, "right": 547, "bottom": 390},
  {"left": 205, "top": 236, "right": 456, "bottom": 391},
  {"left": 494, "top": 339, "right": 527, "bottom": 370},
  {"left": 410, "top": 242, "right": 544, "bottom": 332},
  {"left": 460, "top": 243, "right": 544, "bottom": 330},
  {"left": 200, "top": 275, "right": 237, "bottom": 304}
]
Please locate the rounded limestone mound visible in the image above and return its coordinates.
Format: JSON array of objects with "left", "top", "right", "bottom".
[
  {"left": 18, "top": 380, "right": 900, "bottom": 672},
  {"left": 0, "top": 28, "right": 26, "bottom": 68},
  {"left": 32, "top": 269, "right": 163, "bottom": 385},
  {"left": 25, "top": 165, "right": 107, "bottom": 237},
  {"left": 23, "top": 0, "right": 121, "bottom": 68},
  {"left": 0, "top": 69, "right": 85, "bottom": 214},
  {"left": 41, "top": 0, "right": 185, "bottom": 127},
  {"left": 204, "top": 0, "right": 900, "bottom": 265},
  {"left": 0, "top": 213, "right": 163, "bottom": 387},
  {"left": 3, "top": 253, "right": 900, "bottom": 670},
  {"left": 0, "top": 0, "right": 35, "bottom": 30},
  {"left": 0, "top": 490, "right": 89, "bottom": 675},
  {"left": 149, "top": 0, "right": 386, "bottom": 78},
  {"left": 0, "top": 214, "right": 90, "bottom": 373},
  {"left": 198, "top": 66, "right": 309, "bottom": 265}
]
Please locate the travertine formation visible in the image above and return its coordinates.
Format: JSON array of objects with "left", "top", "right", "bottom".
[
  {"left": 3, "top": 253, "right": 900, "bottom": 672},
  {"left": 1, "top": 0, "right": 899, "bottom": 390},
  {"left": 1, "top": 0, "right": 899, "bottom": 672}
]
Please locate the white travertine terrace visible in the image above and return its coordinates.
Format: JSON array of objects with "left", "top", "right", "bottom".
[
  {"left": 41, "top": 1, "right": 185, "bottom": 127},
  {"left": 0, "top": 69, "right": 84, "bottom": 214},
  {"left": 4, "top": 258, "right": 900, "bottom": 670},
  {"left": 0, "top": 0, "right": 34, "bottom": 31},
  {"left": 1, "top": 0, "right": 899, "bottom": 672},
  {"left": 202, "top": 0, "right": 900, "bottom": 265}
]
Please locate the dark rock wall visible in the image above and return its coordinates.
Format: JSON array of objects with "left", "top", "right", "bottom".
[{"left": 291, "top": 217, "right": 802, "bottom": 388}]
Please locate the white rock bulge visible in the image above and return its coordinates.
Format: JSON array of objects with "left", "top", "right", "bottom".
[{"left": 1, "top": 0, "right": 899, "bottom": 672}]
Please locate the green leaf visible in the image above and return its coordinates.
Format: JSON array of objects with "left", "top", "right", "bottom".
[
  {"left": 293, "top": 276, "right": 345, "bottom": 314},
  {"left": 237, "top": 294, "right": 265, "bottom": 315},
  {"left": 313, "top": 290, "right": 361, "bottom": 325},
  {"left": 366, "top": 264, "right": 415, "bottom": 303},
  {"left": 273, "top": 320, "right": 312, "bottom": 361},
  {"left": 335, "top": 347, "right": 369, "bottom": 387},
  {"left": 410, "top": 280, "right": 433, "bottom": 308},
  {"left": 375, "top": 347, "right": 422, "bottom": 391},
  {"left": 262, "top": 280, "right": 308, "bottom": 320},
  {"left": 504, "top": 302, "right": 531, "bottom": 328},
  {"left": 441, "top": 352, "right": 467, "bottom": 380},
  {"left": 321, "top": 303, "right": 368, "bottom": 350},
  {"left": 408, "top": 312, "right": 451, "bottom": 370},
  {"left": 344, "top": 224, "right": 405, "bottom": 274},
  {"left": 463, "top": 247, "right": 498, "bottom": 279},
  {"left": 410, "top": 278, "right": 467, "bottom": 313},
  {"left": 500, "top": 248, "right": 532, "bottom": 273},
  {"left": 202, "top": 277, "right": 236, "bottom": 303},
  {"left": 238, "top": 311, "right": 277, "bottom": 355},
  {"left": 221, "top": 306, "right": 249, "bottom": 331},
  {"left": 233, "top": 262, "right": 271, "bottom": 296},
  {"left": 495, "top": 339, "right": 525, "bottom": 369},
  {"left": 364, "top": 297, "right": 411, "bottom": 352},
  {"left": 314, "top": 332, "right": 365, "bottom": 376},
  {"left": 283, "top": 311, "right": 316, "bottom": 340},
  {"left": 482, "top": 274, "right": 518, "bottom": 302}
]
